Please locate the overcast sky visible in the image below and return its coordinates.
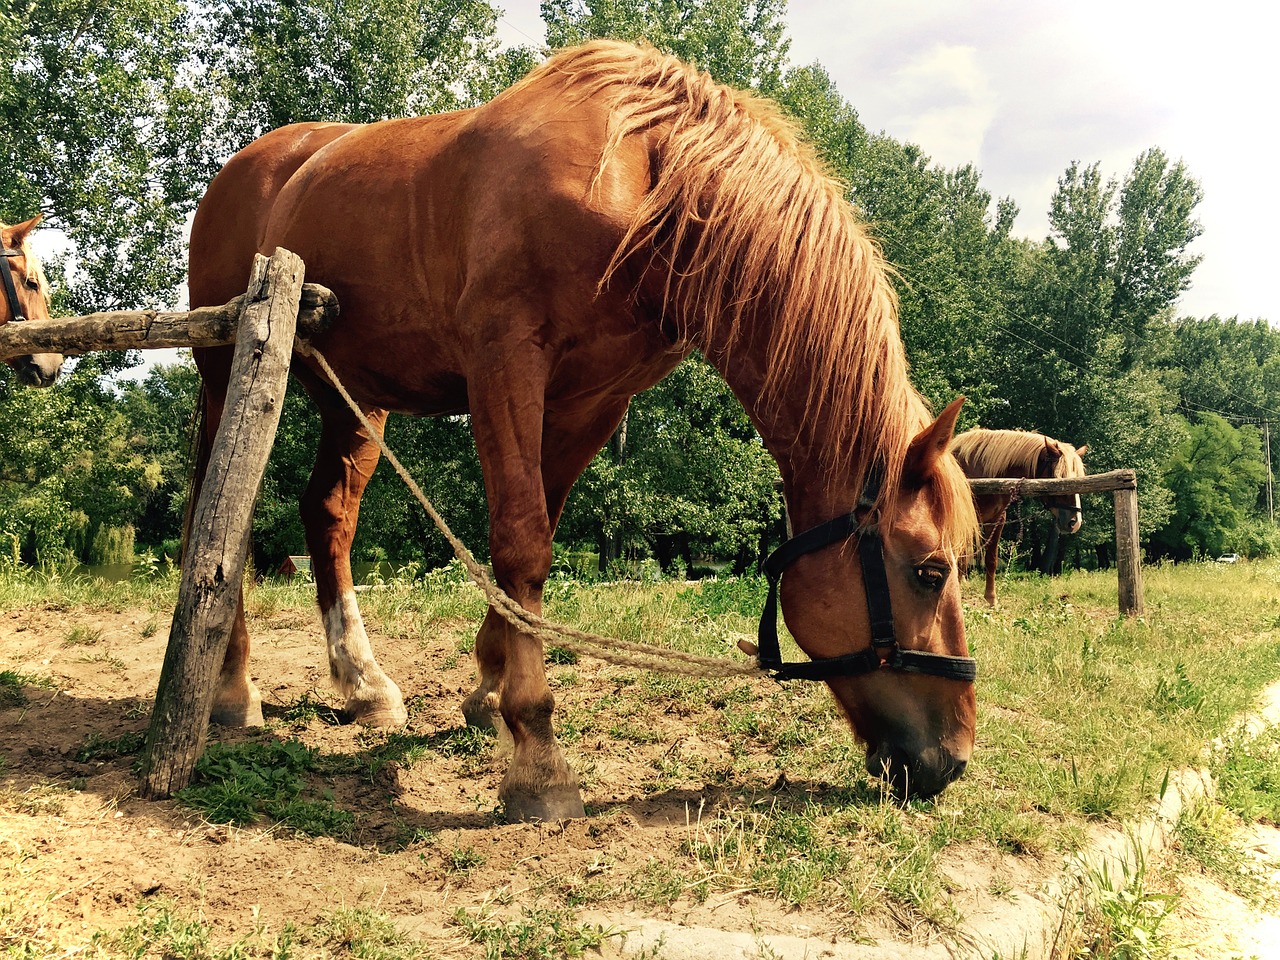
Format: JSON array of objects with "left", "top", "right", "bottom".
[{"left": 496, "top": 0, "right": 1275, "bottom": 324}]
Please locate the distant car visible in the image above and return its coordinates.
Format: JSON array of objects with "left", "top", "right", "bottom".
[{"left": 1216, "top": 553, "right": 1240, "bottom": 564}]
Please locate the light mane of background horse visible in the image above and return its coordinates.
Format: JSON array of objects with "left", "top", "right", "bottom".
[
  {"left": 535, "top": 42, "right": 976, "bottom": 550},
  {"left": 952, "top": 429, "right": 1087, "bottom": 486},
  {"left": 951, "top": 427, "right": 1088, "bottom": 605}
]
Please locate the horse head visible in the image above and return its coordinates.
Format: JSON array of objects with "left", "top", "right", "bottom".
[
  {"left": 775, "top": 398, "right": 978, "bottom": 800},
  {"left": 2, "top": 214, "right": 62, "bottom": 387},
  {"left": 1036, "top": 437, "right": 1088, "bottom": 535}
]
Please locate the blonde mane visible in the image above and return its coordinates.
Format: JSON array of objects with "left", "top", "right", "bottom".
[
  {"left": 951, "top": 428, "right": 1086, "bottom": 481},
  {"left": 515, "top": 42, "right": 975, "bottom": 550}
]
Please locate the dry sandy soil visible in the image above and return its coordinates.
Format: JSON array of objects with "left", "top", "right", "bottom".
[{"left": 2, "top": 600, "right": 1277, "bottom": 959}]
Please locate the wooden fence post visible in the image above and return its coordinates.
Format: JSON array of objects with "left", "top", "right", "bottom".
[
  {"left": 1113, "top": 485, "right": 1145, "bottom": 617},
  {"left": 138, "top": 249, "right": 304, "bottom": 799}
]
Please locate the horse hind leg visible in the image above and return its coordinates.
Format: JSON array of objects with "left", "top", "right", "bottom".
[{"left": 301, "top": 387, "right": 406, "bottom": 727}]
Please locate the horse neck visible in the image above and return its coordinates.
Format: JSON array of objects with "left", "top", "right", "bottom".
[{"left": 698, "top": 325, "right": 873, "bottom": 528}]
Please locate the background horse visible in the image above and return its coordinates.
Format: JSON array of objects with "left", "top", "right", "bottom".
[
  {"left": 950, "top": 428, "right": 1088, "bottom": 606},
  {"left": 1, "top": 215, "right": 62, "bottom": 387},
  {"left": 188, "top": 40, "right": 979, "bottom": 820}
]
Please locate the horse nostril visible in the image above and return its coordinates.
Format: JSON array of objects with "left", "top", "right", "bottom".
[{"left": 947, "top": 758, "right": 967, "bottom": 784}]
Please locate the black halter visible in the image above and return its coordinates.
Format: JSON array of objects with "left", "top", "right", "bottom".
[
  {"left": 1, "top": 246, "right": 27, "bottom": 324},
  {"left": 755, "top": 473, "right": 978, "bottom": 683}
]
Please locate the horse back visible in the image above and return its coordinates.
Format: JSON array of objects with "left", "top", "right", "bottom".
[{"left": 189, "top": 122, "right": 360, "bottom": 309}]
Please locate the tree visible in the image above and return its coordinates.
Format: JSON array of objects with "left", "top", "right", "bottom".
[
  {"left": 0, "top": 359, "right": 162, "bottom": 564},
  {"left": 199, "top": 0, "right": 536, "bottom": 152},
  {"left": 118, "top": 360, "right": 203, "bottom": 555},
  {"left": 560, "top": 357, "right": 782, "bottom": 575},
  {"left": 541, "top": 0, "right": 789, "bottom": 91},
  {"left": 1, "top": 0, "right": 214, "bottom": 318},
  {"left": 1151, "top": 414, "right": 1267, "bottom": 560}
]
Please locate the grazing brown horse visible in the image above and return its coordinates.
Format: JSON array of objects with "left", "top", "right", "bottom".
[
  {"left": 188, "top": 40, "right": 980, "bottom": 820},
  {"left": 950, "top": 428, "right": 1088, "bottom": 606},
  {"left": 1, "top": 215, "right": 62, "bottom": 387}
]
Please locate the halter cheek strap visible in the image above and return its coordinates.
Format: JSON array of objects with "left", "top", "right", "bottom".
[
  {"left": 2, "top": 247, "right": 27, "bottom": 324},
  {"left": 755, "top": 474, "right": 978, "bottom": 684}
]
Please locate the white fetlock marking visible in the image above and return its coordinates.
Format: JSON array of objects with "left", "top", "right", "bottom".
[{"left": 323, "top": 590, "right": 403, "bottom": 707}]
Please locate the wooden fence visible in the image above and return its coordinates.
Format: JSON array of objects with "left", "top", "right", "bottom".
[
  {"left": 969, "top": 469, "right": 1143, "bottom": 616},
  {"left": 2, "top": 248, "right": 322, "bottom": 796}
]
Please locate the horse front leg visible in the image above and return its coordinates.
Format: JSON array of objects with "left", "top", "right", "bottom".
[
  {"left": 300, "top": 386, "right": 406, "bottom": 726},
  {"left": 466, "top": 366, "right": 589, "bottom": 822},
  {"left": 983, "top": 514, "right": 1006, "bottom": 607}
]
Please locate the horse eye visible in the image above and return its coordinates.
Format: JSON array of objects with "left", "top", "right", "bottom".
[
  {"left": 24, "top": 277, "right": 40, "bottom": 291},
  {"left": 914, "top": 565, "right": 947, "bottom": 591}
]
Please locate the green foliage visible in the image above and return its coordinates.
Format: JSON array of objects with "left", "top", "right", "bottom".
[
  {"left": 563, "top": 357, "right": 783, "bottom": 574},
  {"left": 2, "top": 0, "right": 1275, "bottom": 581},
  {"left": 452, "top": 903, "right": 624, "bottom": 959},
  {"left": 1063, "top": 843, "right": 1177, "bottom": 960},
  {"left": 74, "top": 730, "right": 145, "bottom": 763},
  {"left": 542, "top": 0, "right": 790, "bottom": 91},
  {"left": 1209, "top": 724, "right": 1280, "bottom": 824},
  {"left": 1150, "top": 413, "right": 1268, "bottom": 559},
  {"left": 176, "top": 738, "right": 354, "bottom": 839},
  {"left": 1, "top": 0, "right": 214, "bottom": 316},
  {"left": 199, "top": 0, "right": 533, "bottom": 150},
  {"left": 0, "top": 363, "right": 163, "bottom": 564}
]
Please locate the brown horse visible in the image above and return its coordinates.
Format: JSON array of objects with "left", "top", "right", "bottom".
[
  {"left": 1, "top": 215, "right": 62, "bottom": 387},
  {"left": 188, "top": 40, "right": 980, "bottom": 819},
  {"left": 950, "top": 428, "right": 1088, "bottom": 606}
]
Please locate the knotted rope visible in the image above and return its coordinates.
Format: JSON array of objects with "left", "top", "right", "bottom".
[{"left": 295, "top": 342, "right": 765, "bottom": 680}]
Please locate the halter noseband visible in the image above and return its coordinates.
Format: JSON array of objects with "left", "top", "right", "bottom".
[
  {"left": 2, "top": 246, "right": 28, "bottom": 324},
  {"left": 755, "top": 472, "right": 978, "bottom": 684}
]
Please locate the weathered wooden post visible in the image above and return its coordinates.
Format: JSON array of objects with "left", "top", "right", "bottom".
[
  {"left": 137, "top": 248, "right": 304, "bottom": 799},
  {"left": 1113, "top": 482, "right": 1144, "bottom": 617}
]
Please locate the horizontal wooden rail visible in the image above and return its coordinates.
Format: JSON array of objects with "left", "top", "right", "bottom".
[
  {"left": 0, "top": 283, "right": 338, "bottom": 360},
  {"left": 967, "top": 468, "right": 1136, "bottom": 497}
]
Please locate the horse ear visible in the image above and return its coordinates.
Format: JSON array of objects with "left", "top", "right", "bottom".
[
  {"left": 1076, "top": 444, "right": 1089, "bottom": 458},
  {"left": 1041, "top": 437, "right": 1063, "bottom": 462},
  {"left": 904, "top": 396, "right": 965, "bottom": 483},
  {"left": 8, "top": 213, "right": 43, "bottom": 247}
]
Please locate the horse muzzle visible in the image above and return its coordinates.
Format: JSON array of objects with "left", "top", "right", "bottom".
[
  {"left": 10, "top": 353, "right": 63, "bottom": 387},
  {"left": 867, "top": 742, "right": 968, "bottom": 800}
]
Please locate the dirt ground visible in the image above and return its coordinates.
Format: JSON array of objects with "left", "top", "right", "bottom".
[{"left": 2, "top": 601, "right": 1278, "bottom": 959}]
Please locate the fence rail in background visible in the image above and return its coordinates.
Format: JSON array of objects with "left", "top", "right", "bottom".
[{"left": 969, "top": 468, "right": 1143, "bottom": 617}]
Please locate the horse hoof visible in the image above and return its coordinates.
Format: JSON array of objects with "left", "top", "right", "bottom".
[
  {"left": 501, "top": 783, "right": 586, "bottom": 823},
  {"left": 462, "top": 690, "right": 504, "bottom": 733},
  {"left": 210, "top": 699, "right": 264, "bottom": 728},
  {"left": 346, "top": 700, "right": 408, "bottom": 727}
]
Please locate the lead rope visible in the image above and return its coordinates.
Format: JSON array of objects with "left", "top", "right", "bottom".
[{"left": 295, "top": 342, "right": 764, "bottom": 680}]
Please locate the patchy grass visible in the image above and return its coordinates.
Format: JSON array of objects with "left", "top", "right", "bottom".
[
  {"left": 1053, "top": 839, "right": 1178, "bottom": 960},
  {"left": 176, "top": 739, "right": 355, "bottom": 840},
  {"left": 451, "top": 904, "right": 625, "bottom": 959},
  {"left": 4, "top": 557, "right": 1280, "bottom": 947},
  {"left": 87, "top": 900, "right": 432, "bottom": 960},
  {"left": 0, "top": 669, "right": 53, "bottom": 707}
]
